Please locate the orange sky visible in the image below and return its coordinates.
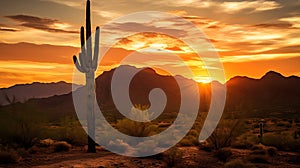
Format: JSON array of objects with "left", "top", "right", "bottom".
[{"left": 0, "top": 0, "right": 299, "bottom": 87}]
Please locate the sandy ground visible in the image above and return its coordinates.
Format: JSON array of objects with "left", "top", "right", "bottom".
[{"left": 1, "top": 146, "right": 299, "bottom": 168}]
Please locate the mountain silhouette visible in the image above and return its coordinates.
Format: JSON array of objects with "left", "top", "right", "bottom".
[
  {"left": 0, "top": 66, "right": 299, "bottom": 119},
  {"left": 226, "top": 71, "right": 300, "bottom": 117},
  {"left": 0, "top": 81, "right": 81, "bottom": 105}
]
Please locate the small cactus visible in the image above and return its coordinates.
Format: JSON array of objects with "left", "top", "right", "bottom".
[
  {"left": 72, "top": 0, "right": 99, "bottom": 153},
  {"left": 258, "top": 122, "right": 264, "bottom": 143}
]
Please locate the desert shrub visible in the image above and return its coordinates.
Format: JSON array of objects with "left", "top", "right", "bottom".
[
  {"left": 16, "top": 148, "right": 29, "bottom": 158},
  {"left": 214, "top": 148, "right": 232, "bottom": 162},
  {"left": 266, "top": 146, "right": 278, "bottom": 157},
  {"left": 225, "top": 159, "right": 253, "bottom": 168},
  {"left": 250, "top": 143, "right": 267, "bottom": 155},
  {"left": 53, "top": 141, "right": 71, "bottom": 152},
  {"left": 52, "top": 117, "right": 87, "bottom": 145},
  {"left": 232, "top": 133, "right": 259, "bottom": 149},
  {"left": 28, "top": 146, "right": 38, "bottom": 154},
  {"left": 180, "top": 135, "right": 199, "bottom": 146},
  {"left": 251, "top": 143, "right": 265, "bottom": 151},
  {"left": 0, "top": 100, "right": 43, "bottom": 149},
  {"left": 115, "top": 107, "right": 158, "bottom": 138},
  {"left": 207, "top": 119, "right": 241, "bottom": 150},
  {"left": 247, "top": 154, "right": 269, "bottom": 164},
  {"left": 199, "top": 140, "right": 213, "bottom": 152},
  {"left": 179, "top": 138, "right": 194, "bottom": 146},
  {"left": 188, "top": 129, "right": 199, "bottom": 137},
  {"left": 262, "top": 133, "right": 300, "bottom": 151},
  {"left": 38, "top": 138, "right": 55, "bottom": 147},
  {"left": 0, "top": 148, "right": 20, "bottom": 164},
  {"left": 251, "top": 149, "right": 266, "bottom": 155},
  {"left": 163, "top": 147, "right": 183, "bottom": 167}
]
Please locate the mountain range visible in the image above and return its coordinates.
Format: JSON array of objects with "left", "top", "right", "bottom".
[
  {"left": 0, "top": 81, "right": 81, "bottom": 105},
  {"left": 0, "top": 66, "right": 299, "bottom": 119}
]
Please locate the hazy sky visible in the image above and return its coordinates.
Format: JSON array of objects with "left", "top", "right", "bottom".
[{"left": 0, "top": 0, "right": 299, "bottom": 87}]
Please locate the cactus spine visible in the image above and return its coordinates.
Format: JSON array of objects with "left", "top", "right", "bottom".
[{"left": 73, "top": 0, "right": 99, "bottom": 153}]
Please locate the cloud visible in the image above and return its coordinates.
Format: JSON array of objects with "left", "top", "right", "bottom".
[
  {"left": 252, "top": 23, "right": 293, "bottom": 29},
  {"left": 147, "top": 0, "right": 281, "bottom": 14},
  {"left": 0, "top": 24, "right": 19, "bottom": 32},
  {"left": 5, "top": 15, "right": 77, "bottom": 34},
  {"left": 105, "top": 22, "right": 187, "bottom": 38},
  {"left": 0, "top": 28, "right": 18, "bottom": 32},
  {"left": 279, "top": 16, "right": 300, "bottom": 28},
  {"left": 220, "top": 0, "right": 281, "bottom": 14}
]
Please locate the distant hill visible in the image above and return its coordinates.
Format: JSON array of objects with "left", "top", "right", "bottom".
[
  {"left": 226, "top": 71, "right": 300, "bottom": 117},
  {"left": 0, "top": 66, "right": 299, "bottom": 119},
  {"left": 0, "top": 81, "right": 82, "bottom": 105}
]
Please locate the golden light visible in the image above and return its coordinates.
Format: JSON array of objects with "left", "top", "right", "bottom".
[{"left": 193, "top": 76, "right": 212, "bottom": 83}]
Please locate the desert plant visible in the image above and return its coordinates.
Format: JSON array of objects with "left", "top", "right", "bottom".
[
  {"left": 247, "top": 154, "right": 269, "bottom": 164},
  {"left": 72, "top": 0, "right": 100, "bottom": 153},
  {"left": 0, "top": 147, "right": 20, "bottom": 164},
  {"left": 38, "top": 138, "right": 55, "bottom": 147},
  {"left": 1, "top": 94, "right": 41, "bottom": 149},
  {"left": 262, "top": 132, "right": 300, "bottom": 151},
  {"left": 53, "top": 141, "right": 72, "bottom": 152},
  {"left": 214, "top": 148, "right": 232, "bottom": 162},
  {"left": 266, "top": 146, "right": 278, "bottom": 157},
  {"left": 163, "top": 147, "right": 183, "bottom": 167},
  {"left": 115, "top": 106, "right": 158, "bottom": 138},
  {"left": 250, "top": 143, "right": 267, "bottom": 155},
  {"left": 258, "top": 122, "right": 264, "bottom": 143},
  {"left": 224, "top": 159, "right": 253, "bottom": 168},
  {"left": 207, "top": 119, "right": 240, "bottom": 150}
]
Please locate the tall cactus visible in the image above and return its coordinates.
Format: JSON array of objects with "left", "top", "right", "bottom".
[{"left": 73, "top": 0, "right": 99, "bottom": 153}]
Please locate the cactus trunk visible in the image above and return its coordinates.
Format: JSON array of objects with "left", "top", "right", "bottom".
[
  {"left": 73, "top": 0, "right": 99, "bottom": 153},
  {"left": 86, "top": 72, "right": 96, "bottom": 153}
]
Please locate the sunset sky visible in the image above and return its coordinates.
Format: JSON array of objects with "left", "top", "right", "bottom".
[{"left": 0, "top": 0, "right": 299, "bottom": 87}]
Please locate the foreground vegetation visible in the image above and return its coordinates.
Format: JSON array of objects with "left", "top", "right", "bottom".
[{"left": 0, "top": 101, "right": 299, "bottom": 167}]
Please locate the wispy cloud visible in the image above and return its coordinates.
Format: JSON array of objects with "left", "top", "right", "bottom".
[
  {"left": 279, "top": 16, "right": 300, "bottom": 28},
  {"left": 220, "top": 0, "right": 281, "bottom": 14},
  {"left": 0, "top": 24, "right": 19, "bottom": 32},
  {"left": 5, "top": 15, "right": 77, "bottom": 34}
]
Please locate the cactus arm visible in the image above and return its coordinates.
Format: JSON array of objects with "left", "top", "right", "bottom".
[
  {"left": 79, "top": 52, "right": 88, "bottom": 72},
  {"left": 80, "top": 26, "right": 85, "bottom": 47},
  {"left": 73, "top": 55, "right": 85, "bottom": 73},
  {"left": 86, "top": 0, "right": 92, "bottom": 65},
  {"left": 92, "top": 26, "right": 100, "bottom": 71},
  {"left": 80, "top": 26, "right": 89, "bottom": 69}
]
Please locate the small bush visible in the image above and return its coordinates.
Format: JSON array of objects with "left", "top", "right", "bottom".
[
  {"left": 232, "top": 133, "right": 259, "bottom": 149},
  {"left": 163, "top": 147, "right": 183, "bottom": 167},
  {"left": 0, "top": 149, "right": 20, "bottom": 164},
  {"left": 266, "top": 146, "right": 277, "bottom": 157},
  {"left": 199, "top": 140, "right": 213, "bottom": 152},
  {"left": 225, "top": 159, "right": 253, "bottom": 168},
  {"left": 251, "top": 143, "right": 266, "bottom": 151},
  {"left": 180, "top": 135, "right": 199, "bottom": 146},
  {"left": 251, "top": 149, "right": 266, "bottom": 155},
  {"left": 38, "top": 138, "right": 55, "bottom": 147},
  {"left": 53, "top": 141, "right": 71, "bottom": 152},
  {"left": 214, "top": 148, "right": 232, "bottom": 162},
  {"left": 247, "top": 154, "right": 269, "bottom": 164},
  {"left": 262, "top": 133, "right": 300, "bottom": 151},
  {"left": 16, "top": 148, "right": 29, "bottom": 158},
  {"left": 28, "top": 146, "right": 38, "bottom": 154}
]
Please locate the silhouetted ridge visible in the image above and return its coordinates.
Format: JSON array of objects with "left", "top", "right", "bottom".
[{"left": 261, "top": 71, "right": 284, "bottom": 80}]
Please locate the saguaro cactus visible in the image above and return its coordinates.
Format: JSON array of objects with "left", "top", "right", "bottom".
[
  {"left": 73, "top": 0, "right": 99, "bottom": 153},
  {"left": 258, "top": 122, "right": 264, "bottom": 143}
]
